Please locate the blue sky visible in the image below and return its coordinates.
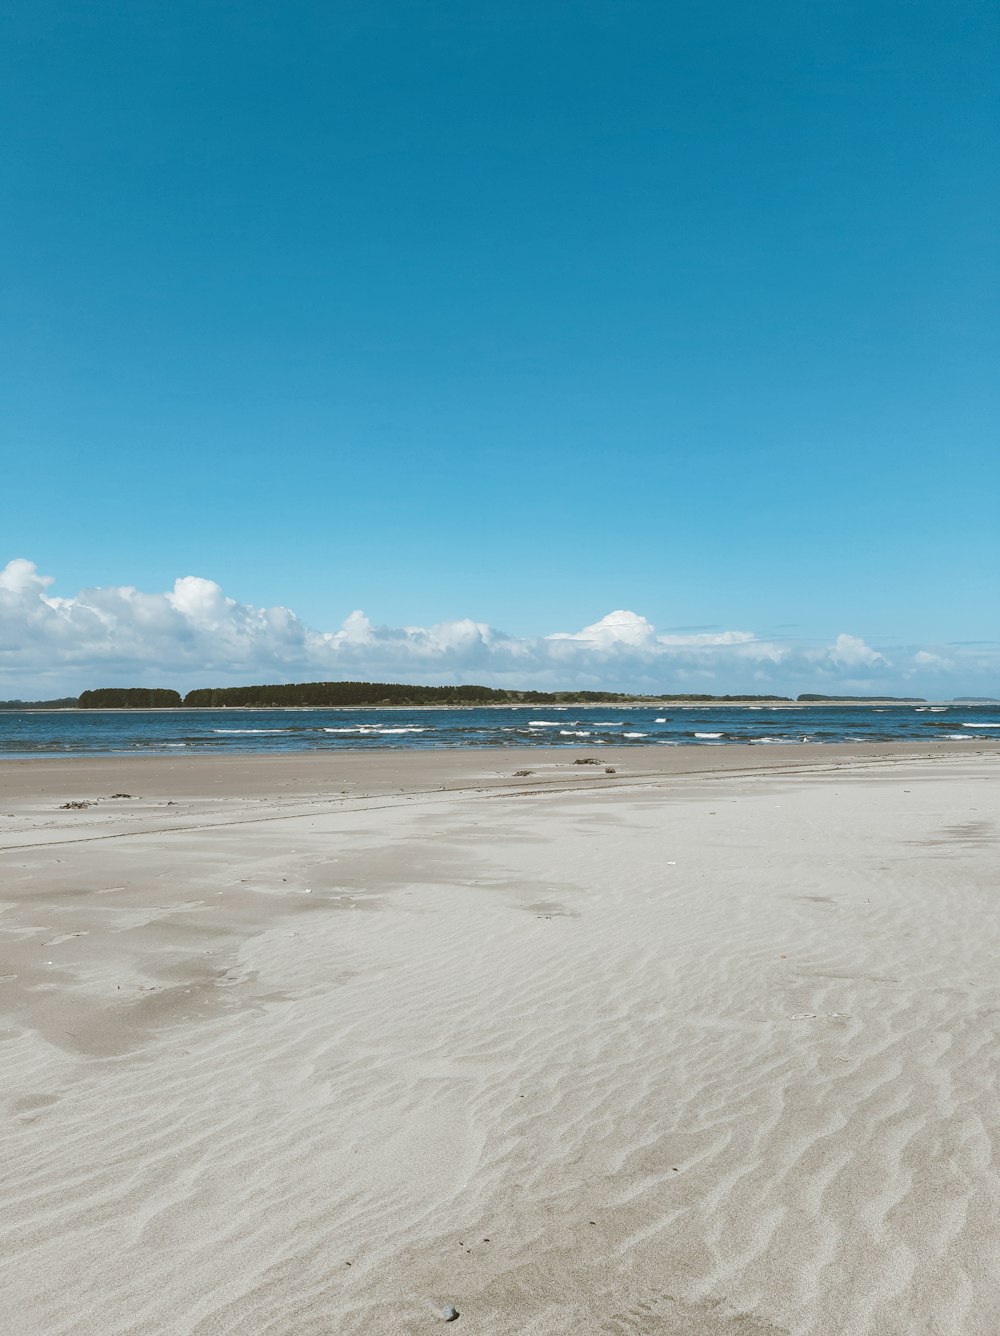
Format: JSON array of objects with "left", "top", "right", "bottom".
[{"left": 2, "top": 1, "right": 998, "bottom": 694}]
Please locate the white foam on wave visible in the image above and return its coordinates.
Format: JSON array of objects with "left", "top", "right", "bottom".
[
  {"left": 324, "top": 725, "right": 428, "bottom": 734},
  {"left": 623, "top": 731, "right": 648, "bottom": 738},
  {"left": 528, "top": 720, "right": 563, "bottom": 727},
  {"left": 695, "top": 732, "right": 723, "bottom": 739},
  {"left": 654, "top": 717, "right": 667, "bottom": 723},
  {"left": 213, "top": 728, "right": 290, "bottom": 735},
  {"left": 943, "top": 733, "right": 975, "bottom": 740},
  {"left": 592, "top": 721, "right": 626, "bottom": 727},
  {"left": 962, "top": 723, "right": 997, "bottom": 728},
  {"left": 560, "top": 730, "right": 591, "bottom": 737}
]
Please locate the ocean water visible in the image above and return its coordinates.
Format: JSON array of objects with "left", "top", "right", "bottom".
[{"left": 0, "top": 704, "right": 998, "bottom": 757}]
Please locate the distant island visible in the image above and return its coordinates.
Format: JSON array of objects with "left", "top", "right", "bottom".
[
  {"left": 75, "top": 684, "right": 793, "bottom": 708},
  {"left": 0, "top": 682, "right": 947, "bottom": 709},
  {"left": 795, "top": 693, "right": 926, "bottom": 703},
  {"left": 0, "top": 696, "right": 80, "bottom": 710}
]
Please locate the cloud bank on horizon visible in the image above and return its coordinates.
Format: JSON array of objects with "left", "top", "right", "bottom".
[{"left": 1, "top": 559, "right": 994, "bottom": 698}]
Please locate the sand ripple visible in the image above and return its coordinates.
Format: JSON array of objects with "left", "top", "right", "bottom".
[{"left": 2, "top": 753, "right": 1000, "bottom": 1333}]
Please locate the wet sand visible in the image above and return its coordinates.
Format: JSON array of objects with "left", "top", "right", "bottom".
[{"left": 2, "top": 742, "right": 999, "bottom": 1334}]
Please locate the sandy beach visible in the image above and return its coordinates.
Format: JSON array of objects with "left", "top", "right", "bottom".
[{"left": 1, "top": 742, "right": 999, "bottom": 1335}]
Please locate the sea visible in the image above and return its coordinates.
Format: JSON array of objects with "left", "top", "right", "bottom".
[{"left": 1, "top": 703, "right": 998, "bottom": 757}]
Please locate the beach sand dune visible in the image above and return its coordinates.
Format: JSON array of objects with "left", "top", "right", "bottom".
[{"left": 1, "top": 745, "right": 998, "bottom": 1334}]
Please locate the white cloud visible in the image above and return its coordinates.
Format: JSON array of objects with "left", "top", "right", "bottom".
[
  {"left": 0, "top": 558, "right": 996, "bottom": 698},
  {"left": 166, "top": 575, "right": 232, "bottom": 624},
  {"left": 826, "top": 633, "right": 889, "bottom": 668},
  {"left": 656, "top": 629, "right": 755, "bottom": 647},
  {"left": 548, "top": 610, "right": 656, "bottom": 648},
  {"left": 0, "top": 557, "right": 53, "bottom": 596},
  {"left": 912, "top": 649, "right": 953, "bottom": 670}
]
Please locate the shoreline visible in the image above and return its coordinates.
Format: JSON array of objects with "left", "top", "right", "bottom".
[
  {"left": 4, "top": 735, "right": 999, "bottom": 784},
  {"left": 3, "top": 741, "right": 998, "bottom": 843}
]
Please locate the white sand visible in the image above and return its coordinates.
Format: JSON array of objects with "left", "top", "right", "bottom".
[{"left": 1, "top": 744, "right": 999, "bottom": 1335}]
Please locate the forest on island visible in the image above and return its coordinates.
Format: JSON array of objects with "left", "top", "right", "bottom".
[
  {"left": 5, "top": 684, "right": 930, "bottom": 709},
  {"left": 77, "top": 688, "right": 183, "bottom": 708},
  {"left": 72, "top": 682, "right": 792, "bottom": 708}
]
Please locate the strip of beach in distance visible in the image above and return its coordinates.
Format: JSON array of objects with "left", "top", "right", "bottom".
[{"left": 2, "top": 739, "right": 999, "bottom": 1335}]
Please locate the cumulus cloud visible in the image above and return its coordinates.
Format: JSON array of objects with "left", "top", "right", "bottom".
[
  {"left": 0, "top": 558, "right": 52, "bottom": 596},
  {"left": 912, "top": 649, "right": 953, "bottom": 670},
  {"left": 0, "top": 558, "right": 995, "bottom": 698},
  {"left": 824, "top": 633, "right": 889, "bottom": 668},
  {"left": 548, "top": 610, "right": 657, "bottom": 648}
]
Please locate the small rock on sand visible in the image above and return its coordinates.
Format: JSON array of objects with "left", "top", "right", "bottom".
[{"left": 441, "top": 1305, "right": 460, "bottom": 1321}]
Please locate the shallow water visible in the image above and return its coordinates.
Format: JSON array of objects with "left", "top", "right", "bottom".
[{"left": 1, "top": 703, "right": 998, "bottom": 756}]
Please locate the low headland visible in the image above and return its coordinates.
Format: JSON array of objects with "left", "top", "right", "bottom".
[{"left": 2, "top": 680, "right": 934, "bottom": 710}]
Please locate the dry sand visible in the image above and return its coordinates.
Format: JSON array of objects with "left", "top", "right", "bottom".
[{"left": 1, "top": 742, "right": 999, "bottom": 1335}]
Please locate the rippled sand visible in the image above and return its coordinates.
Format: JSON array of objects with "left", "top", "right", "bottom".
[{"left": 2, "top": 744, "right": 999, "bottom": 1335}]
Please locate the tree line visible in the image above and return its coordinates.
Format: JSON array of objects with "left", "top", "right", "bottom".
[
  {"left": 68, "top": 682, "right": 794, "bottom": 708},
  {"left": 78, "top": 688, "right": 184, "bottom": 708},
  {"left": 6, "top": 684, "right": 930, "bottom": 709},
  {"left": 0, "top": 697, "right": 81, "bottom": 710}
]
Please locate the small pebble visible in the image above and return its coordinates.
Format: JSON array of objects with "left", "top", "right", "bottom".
[{"left": 441, "top": 1304, "right": 460, "bottom": 1322}]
